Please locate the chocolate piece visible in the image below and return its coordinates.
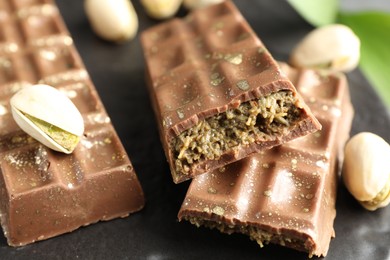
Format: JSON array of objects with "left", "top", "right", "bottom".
[
  {"left": 178, "top": 64, "right": 354, "bottom": 257},
  {"left": 141, "top": 1, "right": 321, "bottom": 183},
  {"left": 0, "top": 0, "right": 144, "bottom": 246}
]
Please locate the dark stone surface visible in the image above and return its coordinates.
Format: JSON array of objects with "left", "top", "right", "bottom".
[{"left": 1, "top": 0, "right": 389, "bottom": 259}]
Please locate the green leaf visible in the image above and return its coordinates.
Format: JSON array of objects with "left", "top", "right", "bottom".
[
  {"left": 287, "top": 0, "right": 339, "bottom": 26},
  {"left": 339, "top": 12, "right": 390, "bottom": 107}
]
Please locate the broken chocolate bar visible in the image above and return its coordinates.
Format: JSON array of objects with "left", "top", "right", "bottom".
[
  {"left": 141, "top": 1, "right": 321, "bottom": 183},
  {"left": 178, "top": 64, "right": 354, "bottom": 257},
  {"left": 0, "top": 0, "right": 144, "bottom": 246}
]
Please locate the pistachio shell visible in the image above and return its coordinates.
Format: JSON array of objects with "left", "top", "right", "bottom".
[
  {"left": 10, "top": 84, "right": 84, "bottom": 154},
  {"left": 183, "top": 0, "right": 225, "bottom": 9},
  {"left": 85, "top": 0, "right": 138, "bottom": 42},
  {"left": 290, "top": 24, "right": 360, "bottom": 72},
  {"left": 342, "top": 132, "right": 390, "bottom": 211},
  {"left": 141, "top": 0, "right": 182, "bottom": 19}
]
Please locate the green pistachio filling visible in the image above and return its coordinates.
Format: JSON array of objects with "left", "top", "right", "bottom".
[
  {"left": 362, "top": 176, "right": 390, "bottom": 208},
  {"left": 173, "top": 90, "right": 302, "bottom": 175},
  {"left": 23, "top": 113, "right": 80, "bottom": 152}
]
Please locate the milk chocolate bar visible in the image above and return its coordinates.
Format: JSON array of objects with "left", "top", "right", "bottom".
[
  {"left": 141, "top": 1, "right": 321, "bottom": 183},
  {"left": 178, "top": 64, "right": 354, "bottom": 257},
  {"left": 0, "top": 0, "right": 144, "bottom": 246}
]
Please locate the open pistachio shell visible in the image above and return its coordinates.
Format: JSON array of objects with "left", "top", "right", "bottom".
[
  {"left": 10, "top": 84, "right": 84, "bottom": 154},
  {"left": 290, "top": 24, "right": 360, "bottom": 72}
]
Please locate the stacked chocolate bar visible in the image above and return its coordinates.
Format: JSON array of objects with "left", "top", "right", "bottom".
[
  {"left": 142, "top": 1, "right": 353, "bottom": 257},
  {"left": 178, "top": 63, "right": 353, "bottom": 257},
  {"left": 0, "top": 0, "right": 144, "bottom": 246}
]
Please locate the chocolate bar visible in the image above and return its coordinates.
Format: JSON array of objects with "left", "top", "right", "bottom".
[
  {"left": 178, "top": 64, "right": 354, "bottom": 257},
  {"left": 0, "top": 0, "right": 144, "bottom": 246},
  {"left": 141, "top": 1, "right": 321, "bottom": 183}
]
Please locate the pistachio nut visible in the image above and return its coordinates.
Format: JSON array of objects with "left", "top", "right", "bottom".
[
  {"left": 10, "top": 84, "right": 84, "bottom": 154},
  {"left": 183, "top": 0, "right": 225, "bottom": 10},
  {"left": 141, "top": 0, "right": 182, "bottom": 19},
  {"left": 290, "top": 24, "right": 360, "bottom": 72},
  {"left": 84, "top": 0, "right": 138, "bottom": 43},
  {"left": 342, "top": 132, "right": 390, "bottom": 211}
]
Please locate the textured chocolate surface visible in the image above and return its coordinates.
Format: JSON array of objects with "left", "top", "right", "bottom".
[
  {"left": 178, "top": 64, "right": 354, "bottom": 257},
  {"left": 141, "top": 1, "right": 321, "bottom": 183},
  {"left": 0, "top": 0, "right": 388, "bottom": 259},
  {"left": 0, "top": 0, "right": 144, "bottom": 246}
]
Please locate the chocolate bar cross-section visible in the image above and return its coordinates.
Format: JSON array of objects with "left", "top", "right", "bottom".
[{"left": 141, "top": 1, "right": 321, "bottom": 183}]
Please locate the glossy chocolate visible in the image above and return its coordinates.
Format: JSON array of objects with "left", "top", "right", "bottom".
[
  {"left": 0, "top": 0, "right": 144, "bottom": 246},
  {"left": 178, "top": 64, "right": 354, "bottom": 257},
  {"left": 141, "top": 1, "right": 321, "bottom": 183}
]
